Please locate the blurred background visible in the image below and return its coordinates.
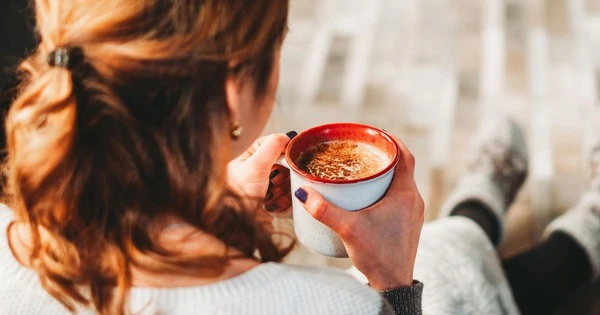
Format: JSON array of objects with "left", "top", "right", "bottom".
[
  {"left": 270, "top": 0, "right": 594, "bottom": 254},
  {"left": 266, "top": 1, "right": 600, "bottom": 312},
  {"left": 2, "top": 0, "right": 600, "bottom": 312}
]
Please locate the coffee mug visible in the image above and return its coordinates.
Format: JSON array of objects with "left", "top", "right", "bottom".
[{"left": 278, "top": 123, "right": 400, "bottom": 257}]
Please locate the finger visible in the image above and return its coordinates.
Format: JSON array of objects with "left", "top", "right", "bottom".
[
  {"left": 265, "top": 203, "right": 292, "bottom": 219},
  {"left": 275, "top": 194, "right": 292, "bottom": 210},
  {"left": 263, "top": 201, "right": 280, "bottom": 212},
  {"left": 247, "top": 133, "right": 291, "bottom": 170},
  {"left": 390, "top": 135, "right": 415, "bottom": 174},
  {"left": 237, "top": 135, "right": 269, "bottom": 161},
  {"left": 294, "top": 186, "right": 351, "bottom": 234},
  {"left": 266, "top": 193, "right": 292, "bottom": 214},
  {"left": 265, "top": 183, "right": 290, "bottom": 201},
  {"left": 263, "top": 192, "right": 290, "bottom": 213},
  {"left": 387, "top": 135, "right": 417, "bottom": 192},
  {"left": 269, "top": 166, "right": 290, "bottom": 186},
  {"left": 269, "top": 176, "right": 290, "bottom": 193}
]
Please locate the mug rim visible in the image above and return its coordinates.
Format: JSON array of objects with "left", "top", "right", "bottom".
[{"left": 284, "top": 123, "right": 400, "bottom": 184}]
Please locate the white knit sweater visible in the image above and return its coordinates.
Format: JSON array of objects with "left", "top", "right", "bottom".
[
  {"left": 413, "top": 217, "right": 520, "bottom": 314},
  {"left": 1, "top": 203, "right": 521, "bottom": 315},
  {"left": 0, "top": 207, "right": 391, "bottom": 315}
]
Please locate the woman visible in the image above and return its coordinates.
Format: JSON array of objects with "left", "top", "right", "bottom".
[{"left": 0, "top": 0, "right": 424, "bottom": 314}]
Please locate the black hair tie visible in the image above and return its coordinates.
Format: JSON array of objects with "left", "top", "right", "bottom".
[{"left": 47, "top": 46, "right": 84, "bottom": 69}]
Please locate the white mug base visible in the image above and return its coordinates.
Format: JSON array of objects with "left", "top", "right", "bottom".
[{"left": 290, "top": 168, "right": 395, "bottom": 258}]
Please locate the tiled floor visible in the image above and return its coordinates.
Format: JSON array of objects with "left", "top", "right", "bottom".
[{"left": 266, "top": 0, "right": 600, "bottom": 312}]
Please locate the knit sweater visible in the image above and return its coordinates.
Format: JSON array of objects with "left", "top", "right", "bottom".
[
  {"left": 349, "top": 216, "right": 521, "bottom": 315},
  {"left": 0, "top": 206, "right": 422, "bottom": 314}
]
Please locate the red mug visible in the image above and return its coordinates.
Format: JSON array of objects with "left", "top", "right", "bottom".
[{"left": 278, "top": 123, "right": 399, "bottom": 257}]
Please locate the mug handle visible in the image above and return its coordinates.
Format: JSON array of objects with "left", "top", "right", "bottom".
[{"left": 276, "top": 155, "right": 289, "bottom": 168}]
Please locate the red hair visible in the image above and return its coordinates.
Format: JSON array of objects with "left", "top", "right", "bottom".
[{"left": 6, "top": 0, "right": 291, "bottom": 313}]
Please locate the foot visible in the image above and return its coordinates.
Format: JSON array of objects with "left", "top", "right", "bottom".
[
  {"left": 438, "top": 114, "right": 529, "bottom": 240},
  {"left": 464, "top": 114, "right": 529, "bottom": 205},
  {"left": 543, "top": 135, "right": 600, "bottom": 279}
]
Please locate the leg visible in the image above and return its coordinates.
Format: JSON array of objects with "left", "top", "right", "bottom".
[
  {"left": 439, "top": 114, "right": 528, "bottom": 246},
  {"left": 451, "top": 200, "right": 500, "bottom": 245},
  {"left": 502, "top": 232, "right": 592, "bottom": 315},
  {"left": 502, "top": 133, "right": 600, "bottom": 314},
  {"left": 503, "top": 188, "right": 600, "bottom": 314},
  {"left": 415, "top": 115, "right": 596, "bottom": 314},
  {"left": 451, "top": 199, "right": 593, "bottom": 314},
  {"left": 440, "top": 115, "right": 598, "bottom": 314}
]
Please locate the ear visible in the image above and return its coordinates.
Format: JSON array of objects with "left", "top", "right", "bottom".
[{"left": 225, "top": 75, "right": 241, "bottom": 123}]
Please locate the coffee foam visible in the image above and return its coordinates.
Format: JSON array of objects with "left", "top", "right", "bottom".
[{"left": 296, "top": 141, "right": 388, "bottom": 181}]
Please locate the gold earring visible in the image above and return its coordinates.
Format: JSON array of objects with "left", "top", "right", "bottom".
[{"left": 230, "top": 121, "right": 243, "bottom": 140}]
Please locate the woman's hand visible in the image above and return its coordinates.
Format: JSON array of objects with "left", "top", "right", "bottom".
[
  {"left": 294, "top": 136, "right": 424, "bottom": 290},
  {"left": 227, "top": 133, "right": 295, "bottom": 213}
]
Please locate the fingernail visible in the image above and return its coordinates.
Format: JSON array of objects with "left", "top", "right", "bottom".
[
  {"left": 265, "top": 191, "right": 273, "bottom": 201},
  {"left": 268, "top": 181, "right": 274, "bottom": 190},
  {"left": 294, "top": 188, "right": 308, "bottom": 204},
  {"left": 269, "top": 169, "right": 280, "bottom": 179},
  {"left": 286, "top": 131, "right": 298, "bottom": 139},
  {"left": 265, "top": 203, "right": 278, "bottom": 212}
]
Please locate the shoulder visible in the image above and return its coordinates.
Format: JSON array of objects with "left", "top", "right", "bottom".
[
  {"left": 254, "top": 263, "right": 385, "bottom": 315},
  {"left": 0, "top": 205, "right": 71, "bottom": 314},
  {"left": 0, "top": 204, "right": 15, "bottom": 257},
  {"left": 0, "top": 204, "right": 35, "bottom": 284},
  {"left": 268, "top": 263, "right": 368, "bottom": 289},
  {"left": 0, "top": 204, "right": 31, "bottom": 280},
  {"left": 0, "top": 203, "right": 14, "bottom": 228},
  {"left": 275, "top": 263, "right": 366, "bottom": 284}
]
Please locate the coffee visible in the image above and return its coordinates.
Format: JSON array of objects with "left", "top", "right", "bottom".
[{"left": 296, "top": 140, "right": 388, "bottom": 181}]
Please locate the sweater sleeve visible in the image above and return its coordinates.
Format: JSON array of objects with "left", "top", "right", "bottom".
[{"left": 378, "top": 280, "right": 423, "bottom": 315}]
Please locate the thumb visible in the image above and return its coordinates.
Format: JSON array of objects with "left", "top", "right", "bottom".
[
  {"left": 247, "top": 133, "right": 291, "bottom": 169},
  {"left": 294, "top": 186, "right": 349, "bottom": 232}
]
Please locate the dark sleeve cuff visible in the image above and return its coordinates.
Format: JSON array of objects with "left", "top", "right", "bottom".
[{"left": 378, "top": 280, "right": 423, "bottom": 315}]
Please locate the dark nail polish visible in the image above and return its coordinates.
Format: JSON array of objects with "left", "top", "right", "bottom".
[
  {"left": 294, "top": 188, "right": 308, "bottom": 204},
  {"left": 268, "top": 181, "right": 274, "bottom": 190},
  {"left": 269, "top": 169, "right": 280, "bottom": 180},
  {"left": 286, "top": 131, "right": 298, "bottom": 139},
  {"left": 265, "top": 203, "right": 278, "bottom": 212},
  {"left": 265, "top": 191, "right": 273, "bottom": 201}
]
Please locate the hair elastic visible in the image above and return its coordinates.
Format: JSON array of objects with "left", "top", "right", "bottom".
[{"left": 47, "top": 47, "right": 84, "bottom": 69}]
